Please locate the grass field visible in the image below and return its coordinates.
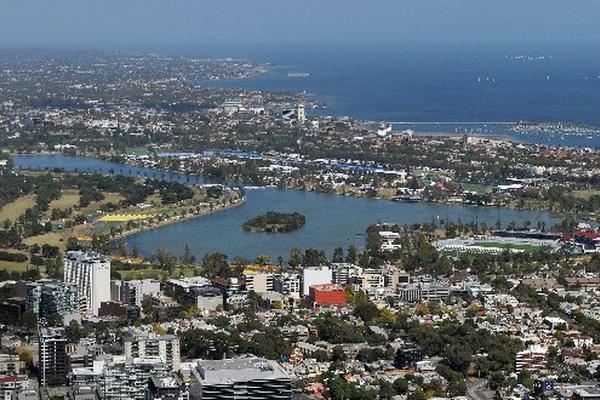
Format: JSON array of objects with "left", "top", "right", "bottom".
[
  {"left": 125, "top": 147, "right": 151, "bottom": 156},
  {"left": 23, "top": 232, "right": 66, "bottom": 248},
  {"left": 117, "top": 269, "right": 168, "bottom": 280},
  {"left": 473, "top": 242, "right": 542, "bottom": 252},
  {"left": 87, "top": 222, "right": 121, "bottom": 236},
  {"left": 23, "top": 224, "right": 89, "bottom": 250},
  {"left": 117, "top": 266, "right": 199, "bottom": 281},
  {"left": 77, "top": 193, "right": 125, "bottom": 215},
  {"left": 47, "top": 190, "right": 80, "bottom": 213},
  {"left": 0, "top": 195, "right": 36, "bottom": 222},
  {"left": 0, "top": 260, "right": 29, "bottom": 272},
  {"left": 462, "top": 183, "right": 493, "bottom": 195},
  {"left": 571, "top": 190, "right": 600, "bottom": 200},
  {"left": 22, "top": 191, "right": 124, "bottom": 250}
]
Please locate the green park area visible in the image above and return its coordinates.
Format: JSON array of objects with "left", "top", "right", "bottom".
[{"left": 472, "top": 242, "right": 544, "bottom": 253}]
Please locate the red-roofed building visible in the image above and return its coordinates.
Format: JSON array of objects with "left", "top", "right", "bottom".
[
  {"left": 574, "top": 230, "right": 599, "bottom": 241},
  {"left": 569, "top": 230, "right": 600, "bottom": 253},
  {"left": 0, "top": 374, "right": 30, "bottom": 398},
  {"left": 309, "top": 284, "right": 346, "bottom": 307}
]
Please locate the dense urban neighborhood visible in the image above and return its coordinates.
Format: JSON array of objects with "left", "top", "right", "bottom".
[{"left": 0, "top": 49, "right": 599, "bottom": 400}]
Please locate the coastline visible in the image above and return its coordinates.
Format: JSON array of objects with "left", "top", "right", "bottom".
[
  {"left": 9, "top": 154, "right": 562, "bottom": 260},
  {"left": 11, "top": 153, "right": 576, "bottom": 225},
  {"left": 110, "top": 195, "right": 246, "bottom": 245}
]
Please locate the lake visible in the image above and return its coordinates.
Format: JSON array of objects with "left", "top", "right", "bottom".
[{"left": 12, "top": 154, "right": 556, "bottom": 261}]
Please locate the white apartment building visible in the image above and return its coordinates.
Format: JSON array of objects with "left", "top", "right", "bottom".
[
  {"left": 358, "top": 269, "right": 385, "bottom": 290},
  {"left": 64, "top": 251, "right": 111, "bottom": 317},
  {"left": 302, "top": 266, "right": 332, "bottom": 296},
  {"left": 516, "top": 344, "right": 548, "bottom": 373},
  {"left": 332, "top": 263, "right": 361, "bottom": 285},
  {"left": 244, "top": 272, "right": 274, "bottom": 293},
  {"left": 123, "top": 333, "right": 181, "bottom": 371},
  {"left": 121, "top": 279, "right": 161, "bottom": 307},
  {"left": 397, "top": 282, "right": 450, "bottom": 302},
  {"left": 273, "top": 273, "right": 301, "bottom": 299}
]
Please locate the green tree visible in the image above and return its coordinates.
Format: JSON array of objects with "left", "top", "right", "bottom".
[
  {"left": 65, "top": 320, "right": 83, "bottom": 343},
  {"left": 407, "top": 388, "right": 427, "bottom": 400},
  {"left": 255, "top": 254, "right": 271, "bottom": 265},
  {"left": 65, "top": 237, "right": 81, "bottom": 251},
  {"left": 353, "top": 296, "right": 380, "bottom": 323},
  {"left": 393, "top": 377, "right": 409, "bottom": 394},
  {"left": 180, "top": 244, "right": 196, "bottom": 265},
  {"left": 346, "top": 245, "right": 358, "bottom": 264},
  {"left": 20, "top": 311, "right": 37, "bottom": 331},
  {"left": 304, "top": 248, "right": 326, "bottom": 266},
  {"left": 378, "top": 380, "right": 396, "bottom": 400},
  {"left": 132, "top": 245, "right": 140, "bottom": 258},
  {"left": 518, "top": 370, "right": 534, "bottom": 389},
  {"left": 152, "top": 248, "right": 178, "bottom": 274},
  {"left": 117, "top": 241, "right": 127, "bottom": 257},
  {"left": 445, "top": 344, "right": 473, "bottom": 374},
  {"left": 288, "top": 248, "right": 303, "bottom": 268},
  {"left": 142, "top": 296, "right": 154, "bottom": 316},
  {"left": 202, "top": 253, "right": 230, "bottom": 278},
  {"left": 332, "top": 346, "right": 347, "bottom": 362},
  {"left": 332, "top": 247, "right": 344, "bottom": 263}
]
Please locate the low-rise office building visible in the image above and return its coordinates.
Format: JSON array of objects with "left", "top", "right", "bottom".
[{"left": 188, "top": 357, "right": 292, "bottom": 400}]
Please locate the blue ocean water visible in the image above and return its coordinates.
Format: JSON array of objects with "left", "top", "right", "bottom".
[{"left": 162, "top": 42, "right": 600, "bottom": 147}]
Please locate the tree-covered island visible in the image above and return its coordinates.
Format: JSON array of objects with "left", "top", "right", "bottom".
[{"left": 242, "top": 211, "right": 306, "bottom": 233}]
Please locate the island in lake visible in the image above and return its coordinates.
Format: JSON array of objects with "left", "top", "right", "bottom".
[{"left": 243, "top": 211, "right": 306, "bottom": 233}]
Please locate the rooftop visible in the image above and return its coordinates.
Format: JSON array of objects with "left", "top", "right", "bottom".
[
  {"left": 310, "top": 283, "right": 345, "bottom": 292},
  {"left": 65, "top": 251, "right": 109, "bottom": 264},
  {"left": 194, "top": 357, "right": 290, "bottom": 385},
  {"left": 168, "top": 276, "right": 211, "bottom": 289},
  {"left": 574, "top": 387, "right": 600, "bottom": 398}
]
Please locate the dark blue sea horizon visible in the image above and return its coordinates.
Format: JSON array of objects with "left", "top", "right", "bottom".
[{"left": 158, "top": 42, "right": 600, "bottom": 147}]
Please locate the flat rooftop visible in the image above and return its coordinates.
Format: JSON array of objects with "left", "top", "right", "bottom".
[
  {"left": 195, "top": 357, "right": 290, "bottom": 385},
  {"left": 574, "top": 387, "right": 600, "bottom": 397},
  {"left": 310, "top": 283, "right": 344, "bottom": 291}
]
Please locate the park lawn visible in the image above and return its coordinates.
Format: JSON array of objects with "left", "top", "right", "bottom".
[
  {"left": 173, "top": 266, "right": 201, "bottom": 278},
  {"left": 0, "top": 260, "right": 29, "bottom": 272},
  {"left": 571, "top": 189, "right": 600, "bottom": 200},
  {"left": 0, "top": 195, "right": 36, "bottom": 222},
  {"left": 125, "top": 147, "right": 150, "bottom": 156},
  {"left": 462, "top": 183, "right": 493, "bottom": 195},
  {"left": 473, "top": 242, "right": 542, "bottom": 253},
  {"left": 47, "top": 190, "right": 80, "bottom": 213},
  {"left": 117, "top": 265, "right": 199, "bottom": 281},
  {"left": 23, "top": 224, "right": 89, "bottom": 251},
  {"left": 118, "top": 268, "right": 168, "bottom": 281},
  {"left": 23, "top": 232, "right": 66, "bottom": 248},
  {"left": 86, "top": 222, "right": 122, "bottom": 236},
  {"left": 79, "top": 193, "right": 124, "bottom": 214},
  {"left": 145, "top": 193, "right": 164, "bottom": 207}
]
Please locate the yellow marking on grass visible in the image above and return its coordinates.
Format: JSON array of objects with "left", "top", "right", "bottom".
[{"left": 98, "top": 214, "right": 152, "bottom": 222}]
